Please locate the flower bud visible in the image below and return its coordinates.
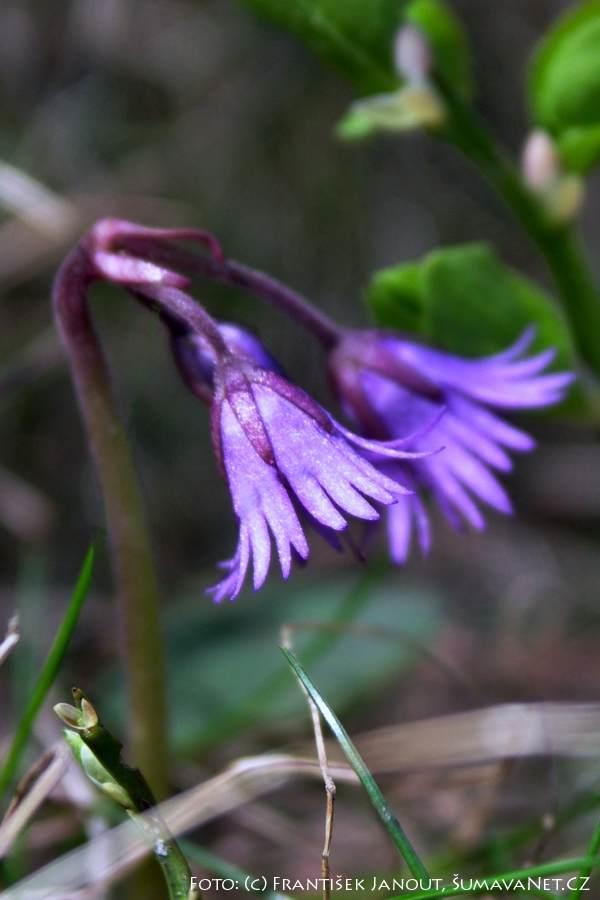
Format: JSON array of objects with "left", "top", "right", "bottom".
[
  {"left": 522, "top": 130, "right": 559, "bottom": 191},
  {"left": 394, "top": 25, "right": 431, "bottom": 83},
  {"left": 403, "top": 0, "right": 473, "bottom": 98},
  {"left": 521, "top": 130, "right": 584, "bottom": 223},
  {"left": 54, "top": 702, "right": 84, "bottom": 730}
]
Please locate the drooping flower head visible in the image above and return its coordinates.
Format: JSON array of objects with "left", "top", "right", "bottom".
[
  {"left": 328, "top": 327, "right": 574, "bottom": 562},
  {"left": 83, "top": 220, "right": 429, "bottom": 602},
  {"left": 171, "top": 322, "right": 428, "bottom": 602}
]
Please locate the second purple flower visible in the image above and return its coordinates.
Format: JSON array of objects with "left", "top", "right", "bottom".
[{"left": 328, "top": 327, "right": 574, "bottom": 562}]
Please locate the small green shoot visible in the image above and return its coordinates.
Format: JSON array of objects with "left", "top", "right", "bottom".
[{"left": 55, "top": 688, "right": 198, "bottom": 900}]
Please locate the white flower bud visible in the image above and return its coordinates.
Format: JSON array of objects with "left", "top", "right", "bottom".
[
  {"left": 521, "top": 130, "right": 559, "bottom": 191},
  {"left": 394, "top": 25, "right": 431, "bottom": 84}
]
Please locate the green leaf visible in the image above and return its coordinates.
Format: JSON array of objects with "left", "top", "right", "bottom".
[
  {"left": 238, "top": 0, "right": 403, "bottom": 92},
  {"left": 558, "top": 123, "right": 600, "bottom": 172},
  {"left": 282, "top": 647, "right": 430, "bottom": 879},
  {"left": 368, "top": 260, "right": 426, "bottom": 333},
  {"left": 422, "top": 244, "right": 575, "bottom": 363},
  {"left": 369, "top": 242, "right": 574, "bottom": 359},
  {"left": 529, "top": 1, "right": 600, "bottom": 171},
  {"left": 367, "top": 243, "right": 582, "bottom": 412},
  {"left": 404, "top": 0, "right": 473, "bottom": 98}
]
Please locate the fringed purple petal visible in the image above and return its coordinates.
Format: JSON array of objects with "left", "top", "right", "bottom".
[
  {"left": 422, "top": 456, "right": 487, "bottom": 530},
  {"left": 209, "top": 398, "right": 314, "bottom": 600},
  {"left": 443, "top": 406, "right": 512, "bottom": 472},
  {"left": 252, "top": 384, "right": 412, "bottom": 528},
  {"left": 448, "top": 396, "right": 535, "bottom": 452},
  {"left": 260, "top": 489, "right": 309, "bottom": 579},
  {"left": 450, "top": 371, "right": 574, "bottom": 409},
  {"left": 386, "top": 494, "right": 431, "bottom": 563},
  {"left": 336, "top": 423, "right": 438, "bottom": 459},
  {"left": 207, "top": 525, "right": 251, "bottom": 603},
  {"left": 246, "top": 510, "right": 271, "bottom": 590},
  {"left": 287, "top": 473, "right": 350, "bottom": 530},
  {"left": 439, "top": 443, "right": 513, "bottom": 513},
  {"left": 381, "top": 329, "right": 574, "bottom": 410},
  {"left": 315, "top": 467, "right": 381, "bottom": 520},
  {"left": 482, "top": 347, "right": 556, "bottom": 379},
  {"left": 483, "top": 326, "right": 536, "bottom": 362}
]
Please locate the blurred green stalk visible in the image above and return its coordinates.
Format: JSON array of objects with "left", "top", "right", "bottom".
[
  {"left": 52, "top": 246, "right": 168, "bottom": 803},
  {"left": 437, "top": 77, "right": 600, "bottom": 378}
]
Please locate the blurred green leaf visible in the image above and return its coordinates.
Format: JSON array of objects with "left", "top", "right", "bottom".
[
  {"left": 369, "top": 242, "right": 574, "bottom": 360},
  {"left": 404, "top": 0, "right": 473, "bottom": 98},
  {"left": 238, "top": 0, "right": 403, "bottom": 92},
  {"left": 100, "top": 570, "right": 440, "bottom": 754},
  {"left": 422, "top": 244, "right": 575, "bottom": 364},
  {"left": 368, "top": 243, "right": 583, "bottom": 411},
  {"left": 558, "top": 124, "right": 600, "bottom": 173},
  {"left": 529, "top": 1, "right": 600, "bottom": 172},
  {"left": 367, "top": 260, "right": 426, "bottom": 333}
]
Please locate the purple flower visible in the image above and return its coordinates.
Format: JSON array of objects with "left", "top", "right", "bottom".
[
  {"left": 171, "top": 323, "right": 425, "bottom": 601},
  {"left": 328, "top": 327, "right": 575, "bottom": 562}
]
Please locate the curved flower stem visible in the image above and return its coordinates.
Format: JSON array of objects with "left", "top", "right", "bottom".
[
  {"left": 219, "top": 259, "right": 343, "bottom": 349},
  {"left": 436, "top": 78, "right": 600, "bottom": 377},
  {"left": 129, "top": 282, "right": 228, "bottom": 356},
  {"left": 113, "top": 236, "right": 343, "bottom": 350},
  {"left": 52, "top": 243, "right": 168, "bottom": 801}
]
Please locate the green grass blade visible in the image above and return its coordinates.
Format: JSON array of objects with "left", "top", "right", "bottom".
[
  {"left": 390, "top": 854, "right": 600, "bottom": 899},
  {"left": 0, "top": 546, "right": 95, "bottom": 801},
  {"left": 569, "top": 819, "right": 600, "bottom": 900},
  {"left": 281, "top": 646, "right": 429, "bottom": 881},
  {"left": 181, "top": 841, "right": 291, "bottom": 899}
]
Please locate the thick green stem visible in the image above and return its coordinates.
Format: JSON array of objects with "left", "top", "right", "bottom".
[
  {"left": 437, "top": 80, "right": 600, "bottom": 376},
  {"left": 52, "top": 244, "right": 168, "bottom": 800}
]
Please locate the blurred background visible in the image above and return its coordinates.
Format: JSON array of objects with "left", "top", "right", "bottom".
[{"left": 1, "top": 0, "right": 600, "bottom": 891}]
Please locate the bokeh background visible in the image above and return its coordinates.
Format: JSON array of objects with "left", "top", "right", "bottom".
[{"left": 1, "top": 0, "right": 600, "bottom": 890}]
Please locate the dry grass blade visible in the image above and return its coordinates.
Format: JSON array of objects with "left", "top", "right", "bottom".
[
  {"left": 4, "top": 702, "right": 599, "bottom": 895},
  {"left": 348, "top": 702, "right": 600, "bottom": 772},
  {"left": 0, "top": 161, "right": 77, "bottom": 237},
  {"left": 281, "top": 625, "right": 336, "bottom": 900},
  {"left": 0, "top": 617, "right": 19, "bottom": 668},
  {"left": 0, "top": 743, "right": 71, "bottom": 858},
  {"left": 0, "top": 754, "right": 357, "bottom": 898},
  {"left": 282, "top": 647, "right": 429, "bottom": 879}
]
